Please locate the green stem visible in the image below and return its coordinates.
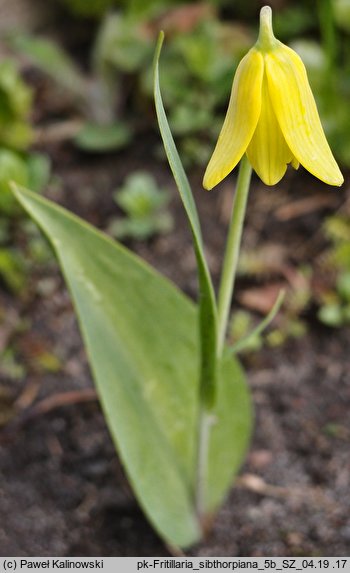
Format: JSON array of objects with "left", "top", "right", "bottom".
[
  {"left": 195, "top": 408, "right": 213, "bottom": 520},
  {"left": 217, "top": 155, "right": 252, "bottom": 356},
  {"left": 195, "top": 156, "right": 252, "bottom": 521}
]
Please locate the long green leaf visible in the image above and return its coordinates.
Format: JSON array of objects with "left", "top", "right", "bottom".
[
  {"left": 230, "top": 289, "right": 285, "bottom": 354},
  {"left": 13, "top": 184, "right": 201, "bottom": 548},
  {"left": 153, "top": 32, "right": 218, "bottom": 407}
]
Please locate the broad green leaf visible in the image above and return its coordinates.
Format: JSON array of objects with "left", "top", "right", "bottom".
[
  {"left": 154, "top": 32, "right": 218, "bottom": 407},
  {"left": 13, "top": 185, "right": 252, "bottom": 547},
  {"left": 206, "top": 351, "right": 252, "bottom": 513},
  {"left": 12, "top": 185, "right": 200, "bottom": 549}
]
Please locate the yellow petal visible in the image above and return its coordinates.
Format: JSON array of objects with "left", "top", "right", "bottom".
[
  {"left": 246, "top": 75, "right": 293, "bottom": 185},
  {"left": 291, "top": 157, "right": 300, "bottom": 170},
  {"left": 265, "top": 43, "right": 343, "bottom": 186},
  {"left": 203, "top": 48, "right": 264, "bottom": 190}
]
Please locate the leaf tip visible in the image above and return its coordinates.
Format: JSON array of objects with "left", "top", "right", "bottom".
[{"left": 154, "top": 30, "right": 165, "bottom": 65}]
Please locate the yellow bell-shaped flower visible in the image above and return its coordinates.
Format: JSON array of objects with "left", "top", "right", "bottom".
[{"left": 203, "top": 6, "right": 343, "bottom": 189}]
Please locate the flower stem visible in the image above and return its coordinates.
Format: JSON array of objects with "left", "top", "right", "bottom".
[
  {"left": 256, "top": 6, "right": 278, "bottom": 52},
  {"left": 217, "top": 155, "right": 252, "bottom": 357},
  {"left": 195, "top": 156, "right": 252, "bottom": 521},
  {"left": 195, "top": 408, "right": 213, "bottom": 520}
]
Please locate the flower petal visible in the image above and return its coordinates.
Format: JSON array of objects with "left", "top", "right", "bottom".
[
  {"left": 203, "top": 49, "right": 264, "bottom": 190},
  {"left": 291, "top": 157, "right": 300, "bottom": 170},
  {"left": 265, "top": 43, "right": 343, "bottom": 186},
  {"left": 246, "top": 75, "right": 293, "bottom": 185}
]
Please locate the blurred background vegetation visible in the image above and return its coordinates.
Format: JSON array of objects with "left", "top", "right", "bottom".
[{"left": 5, "top": 0, "right": 350, "bottom": 163}]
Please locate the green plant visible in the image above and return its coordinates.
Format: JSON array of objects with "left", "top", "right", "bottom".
[
  {"left": 318, "top": 215, "right": 350, "bottom": 326},
  {"left": 10, "top": 8, "right": 344, "bottom": 550},
  {"left": 108, "top": 172, "right": 173, "bottom": 240},
  {"left": 0, "top": 150, "right": 50, "bottom": 215},
  {"left": 11, "top": 30, "right": 254, "bottom": 548},
  {"left": 0, "top": 59, "right": 33, "bottom": 150},
  {"left": 0, "top": 59, "right": 50, "bottom": 213},
  {"left": 0, "top": 59, "right": 51, "bottom": 294}
]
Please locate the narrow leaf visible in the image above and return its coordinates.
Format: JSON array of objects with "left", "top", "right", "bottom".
[
  {"left": 230, "top": 289, "right": 285, "bottom": 354},
  {"left": 153, "top": 32, "right": 218, "bottom": 407}
]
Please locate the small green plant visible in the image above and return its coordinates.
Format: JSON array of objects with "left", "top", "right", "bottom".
[
  {"left": 0, "top": 59, "right": 50, "bottom": 212},
  {"left": 0, "top": 59, "right": 50, "bottom": 211},
  {"left": 318, "top": 214, "right": 350, "bottom": 327},
  {"left": 0, "top": 59, "right": 51, "bottom": 294},
  {"left": 0, "top": 150, "right": 50, "bottom": 216},
  {"left": 108, "top": 172, "right": 173, "bottom": 240},
  {"left": 0, "top": 59, "right": 33, "bottom": 150},
  {"left": 0, "top": 215, "right": 53, "bottom": 295}
]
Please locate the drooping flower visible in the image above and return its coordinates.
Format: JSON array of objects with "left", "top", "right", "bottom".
[{"left": 203, "top": 6, "right": 343, "bottom": 189}]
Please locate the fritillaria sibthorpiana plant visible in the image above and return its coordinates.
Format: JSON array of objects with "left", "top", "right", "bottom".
[{"left": 12, "top": 6, "right": 342, "bottom": 550}]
